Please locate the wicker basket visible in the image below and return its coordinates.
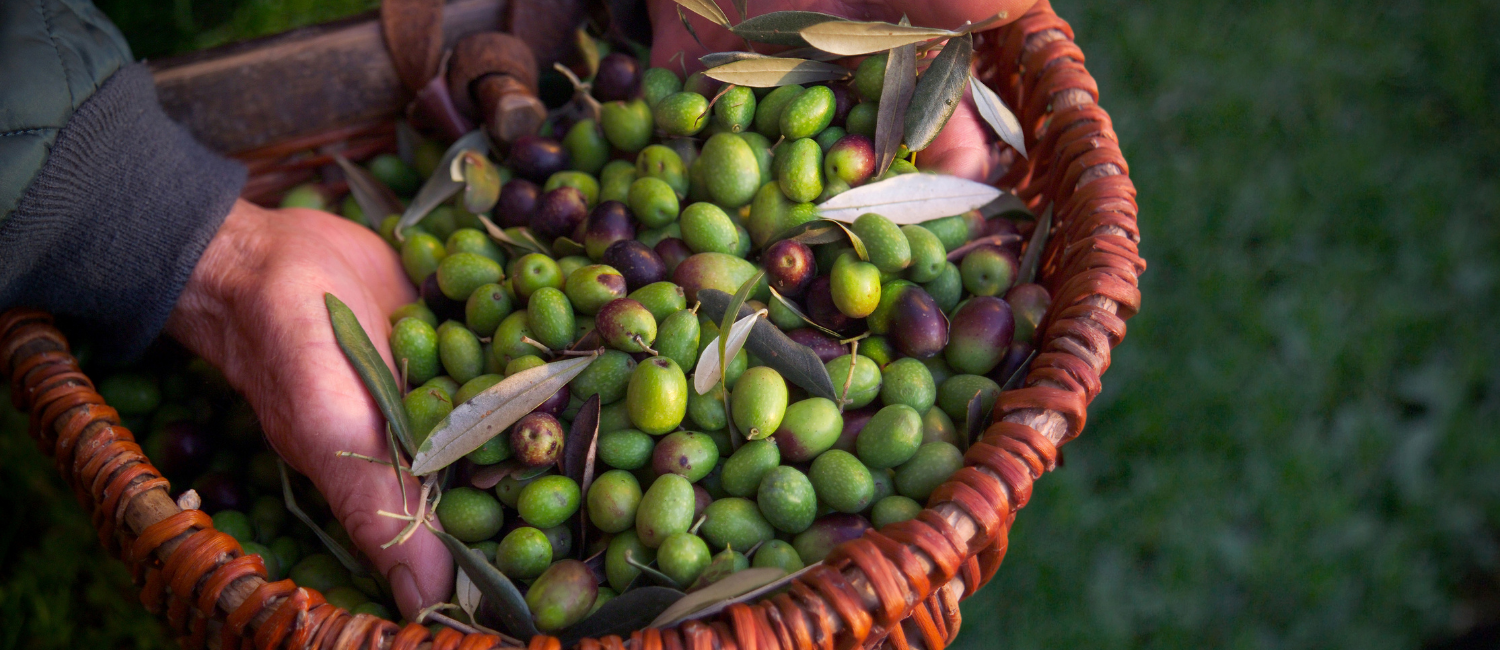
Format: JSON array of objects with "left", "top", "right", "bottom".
[{"left": 0, "top": 1, "right": 1142, "bottom": 648}]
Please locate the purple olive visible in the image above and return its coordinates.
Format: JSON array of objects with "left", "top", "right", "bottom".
[
  {"left": 535, "top": 383, "right": 570, "bottom": 418},
  {"left": 497, "top": 179, "right": 540, "bottom": 228},
  {"left": 509, "top": 135, "right": 570, "bottom": 183},
  {"left": 991, "top": 341, "right": 1034, "bottom": 386},
  {"left": 583, "top": 201, "right": 638, "bottom": 260},
  {"left": 763, "top": 239, "right": 817, "bottom": 298},
  {"left": 786, "top": 328, "right": 844, "bottom": 364},
  {"left": 511, "top": 412, "right": 565, "bottom": 467},
  {"left": 829, "top": 83, "right": 855, "bottom": 126},
  {"left": 805, "top": 275, "right": 859, "bottom": 335},
  {"left": 531, "top": 186, "right": 589, "bottom": 241},
  {"left": 156, "top": 421, "right": 212, "bottom": 479},
  {"left": 943, "top": 296, "right": 1014, "bottom": 375},
  {"left": 792, "top": 513, "right": 872, "bottom": 564},
  {"left": 693, "top": 484, "right": 712, "bottom": 520},
  {"left": 653, "top": 237, "right": 693, "bottom": 275},
  {"left": 830, "top": 405, "right": 878, "bottom": 454},
  {"left": 602, "top": 240, "right": 667, "bottom": 291},
  {"left": 593, "top": 53, "right": 642, "bottom": 103},
  {"left": 825, "top": 134, "right": 876, "bottom": 187},
  {"left": 192, "top": 471, "right": 249, "bottom": 513},
  {"left": 988, "top": 217, "right": 1023, "bottom": 257},
  {"left": 421, "top": 272, "right": 465, "bottom": 322},
  {"left": 889, "top": 287, "right": 949, "bottom": 359}
]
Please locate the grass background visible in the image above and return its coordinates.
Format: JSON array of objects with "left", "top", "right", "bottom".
[{"left": 4, "top": 0, "right": 1499, "bottom": 648}]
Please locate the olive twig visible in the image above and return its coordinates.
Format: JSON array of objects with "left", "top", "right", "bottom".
[
  {"left": 337, "top": 450, "right": 412, "bottom": 472},
  {"left": 522, "top": 335, "right": 557, "bottom": 358}
]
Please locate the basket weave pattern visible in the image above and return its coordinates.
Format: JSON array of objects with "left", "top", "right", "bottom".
[{"left": 0, "top": 2, "right": 1141, "bottom": 648}]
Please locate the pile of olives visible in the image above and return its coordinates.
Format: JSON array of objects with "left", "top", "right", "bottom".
[{"left": 372, "top": 49, "right": 1051, "bottom": 633}]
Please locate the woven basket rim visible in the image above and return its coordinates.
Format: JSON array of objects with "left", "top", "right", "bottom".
[{"left": 0, "top": 2, "right": 1142, "bottom": 649}]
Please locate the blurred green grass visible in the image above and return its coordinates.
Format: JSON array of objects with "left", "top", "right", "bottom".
[{"left": 4, "top": 1, "right": 1499, "bottom": 648}]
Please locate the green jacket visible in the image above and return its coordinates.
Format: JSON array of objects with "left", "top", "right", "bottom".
[{"left": 0, "top": 0, "right": 245, "bottom": 359}]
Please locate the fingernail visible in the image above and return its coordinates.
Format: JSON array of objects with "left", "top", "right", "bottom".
[{"left": 387, "top": 563, "right": 422, "bottom": 620}]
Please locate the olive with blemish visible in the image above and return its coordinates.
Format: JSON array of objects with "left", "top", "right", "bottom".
[
  {"left": 651, "top": 430, "right": 721, "bottom": 483},
  {"left": 531, "top": 186, "right": 589, "bottom": 241},
  {"left": 603, "top": 240, "right": 667, "bottom": 291},
  {"left": 596, "top": 298, "right": 658, "bottom": 353},
  {"left": 511, "top": 412, "right": 565, "bottom": 467},
  {"left": 509, "top": 135, "right": 570, "bottom": 183}
]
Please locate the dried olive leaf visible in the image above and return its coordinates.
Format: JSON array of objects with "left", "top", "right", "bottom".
[
  {"left": 765, "top": 219, "right": 849, "bottom": 247},
  {"left": 333, "top": 155, "right": 402, "bottom": 228},
  {"left": 410, "top": 352, "right": 599, "bottom": 474},
  {"left": 1000, "top": 349, "right": 1037, "bottom": 391},
  {"left": 799, "top": 20, "right": 956, "bottom": 57},
  {"left": 279, "top": 460, "right": 368, "bottom": 576},
  {"left": 695, "top": 304, "right": 761, "bottom": 395},
  {"left": 431, "top": 528, "right": 541, "bottom": 639},
  {"left": 475, "top": 215, "right": 546, "bottom": 256},
  {"left": 904, "top": 32, "right": 973, "bottom": 152},
  {"left": 556, "top": 587, "right": 685, "bottom": 647},
  {"left": 969, "top": 73, "right": 1027, "bottom": 158},
  {"left": 1016, "top": 205, "right": 1052, "bottom": 285},
  {"left": 963, "top": 390, "right": 987, "bottom": 451},
  {"left": 563, "top": 394, "right": 602, "bottom": 554},
  {"left": 731, "top": 11, "right": 846, "bottom": 46},
  {"left": 650, "top": 567, "right": 787, "bottom": 628},
  {"left": 700, "top": 51, "right": 773, "bottom": 68},
  {"left": 326, "top": 293, "right": 416, "bottom": 455},
  {"left": 455, "top": 565, "right": 482, "bottom": 621},
  {"left": 874, "top": 25, "right": 916, "bottom": 176},
  {"left": 449, "top": 150, "right": 502, "bottom": 214},
  {"left": 678, "top": 5, "right": 707, "bottom": 51},
  {"left": 731, "top": 0, "right": 746, "bottom": 23},
  {"left": 769, "top": 286, "right": 842, "bottom": 337},
  {"left": 704, "top": 58, "right": 851, "bottom": 88},
  {"left": 396, "top": 130, "right": 490, "bottom": 240},
  {"left": 697, "top": 289, "right": 839, "bottom": 402},
  {"left": 815, "top": 173, "right": 1002, "bottom": 224},
  {"left": 672, "top": 0, "right": 731, "bottom": 27},
  {"left": 576, "top": 27, "right": 601, "bottom": 78},
  {"left": 469, "top": 459, "right": 551, "bottom": 489},
  {"left": 663, "top": 563, "right": 818, "bottom": 626}
]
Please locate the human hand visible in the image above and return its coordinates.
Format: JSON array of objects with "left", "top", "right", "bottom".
[
  {"left": 645, "top": 0, "right": 1036, "bottom": 181},
  {"left": 167, "top": 199, "right": 451, "bottom": 619}
]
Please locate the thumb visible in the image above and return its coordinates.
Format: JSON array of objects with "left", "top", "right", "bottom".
[{"left": 915, "top": 95, "right": 1003, "bottom": 182}]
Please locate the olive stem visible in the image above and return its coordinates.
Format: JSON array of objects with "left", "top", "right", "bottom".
[
  {"left": 632, "top": 334, "right": 659, "bottom": 356},
  {"left": 336, "top": 450, "right": 411, "bottom": 472},
  {"left": 521, "top": 336, "right": 556, "bottom": 358}
]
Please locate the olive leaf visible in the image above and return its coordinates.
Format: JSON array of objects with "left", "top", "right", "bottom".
[
  {"left": 962, "top": 390, "right": 987, "bottom": 451},
  {"left": 704, "top": 58, "right": 851, "bottom": 88},
  {"left": 730, "top": 0, "right": 746, "bottom": 23},
  {"left": 575, "top": 27, "right": 601, "bottom": 79},
  {"left": 563, "top": 394, "right": 602, "bottom": 555},
  {"left": 552, "top": 236, "right": 587, "bottom": 258},
  {"left": 694, "top": 298, "right": 763, "bottom": 394},
  {"left": 395, "top": 130, "right": 491, "bottom": 241},
  {"left": 798, "top": 20, "right": 957, "bottom": 57},
  {"left": 449, "top": 150, "right": 502, "bottom": 214},
  {"left": 699, "top": 51, "right": 778, "bottom": 69},
  {"left": 475, "top": 215, "right": 548, "bottom": 256},
  {"left": 904, "top": 33, "right": 973, "bottom": 152},
  {"left": 325, "top": 293, "right": 416, "bottom": 455},
  {"left": 769, "top": 286, "right": 842, "bottom": 337},
  {"left": 279, "top": 460, "right": 368, "bottom": 576},
  {"left": 410, "top": 352, "right": 599, "bottom": 475},
  {"left": 455, "top": 565, "right": 482, "bottom": 622},
  {"left": 678, "top": 5, "right": 707, "bottom": 52},
  {"left": 469, "top": 459, "right": 551, "bottom": 489},
  {"left": 431, "top": 528, "right": 541, "bottom": 639},
  {"left": 969, "top": 73, "right": 1026, "bottom": 158},
  {"left": 671, "top": 0, "right": 731, "bottom": 27},
  {"left": 556, "top": 587, "right": 685, "bottom": 647},
  {"left": 978, "top": 190, "right": 1031, "bottom": 219},
  {"left": 333, "top": 155, "right": 402, "bottom": 228},
  {"left": 815, "top": 173, "right": 1002, "bottom": 224},
  {"left": 731, "top": 11, "right": 846, "bottom": 46},
  {"left": 1000, "top": 349, "right": 1037, "bottom": 391},
  {"left": 766, "top": 219, "right": 870, "bottom": 261},
  {"left": 627, "top": 557, "right": 682, "bottom": 589},
  {"left": 657, "top": 563, "right": 818, "bottom": 627},
  {"left": 1016, "top": 205, "right": 1052, "bottom": 285},
  {"left": 697, "top": 289, "right": 840, "bottom": 402},
  {"left": 945, "top": 233, "right": 1023, "bottom": 262},
  {"left": 649, "top": 567, "right": 787, "bottom": 628},
  {"left": 874, "top": 22, "right": 916, "bottom": 176}
]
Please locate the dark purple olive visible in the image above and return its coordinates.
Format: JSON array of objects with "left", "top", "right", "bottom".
[
  {"left": 1004, "top": 283, "right": 1051, "bottom": 345},
  {"left": 829, "top": 83, "right": 855, "bottom": 126},
  {"left": 889, "top": 287, "right": 949, "bottom": 359},
  {"left": 421, "top": 272, "right": 465, "bottom": 322},
  {"left": 583, "top": 201, "right": 638, "bottom": 260},
  {"left": 593, "top": 53, "right": 642, "bottom": 103},
  {"left": 831, "top": 405, "right": 878, "bottom": 454},
  {"left": 991, "top": 341, "right": 1034, "bottom": 387},
  {"left": 192, "top": 471, "right": 250, "bottom": 513},
  {"left": 786, "top": 328, "right": 844, "bottom": 364},
  {"left": 805, "top": 275, "right": 859, "bottom": 334},
  {"left": 535, "top": 383, "right": 570, "bottom": 418},
  {"left": 763, "top": 239, "right": 816, "bottom": 297},
  {"left": 497, "top": 179, "right": 540, "bottom": 228},
  {"left": 988, "top": 216, "right": 1022, "bottom": 256},
  {"left": 509, "top": 135, "right": 570, "bottom": 183},
  {"left": 511, "top": 412, "right": 565, "bottom": 467},
  {"left": 602, "top": 240, "right": 667, "bottom": 291},
  {"left": 156, "top": 421, "right": 212, "bottom": 479},
  {"left": 653, "top": 237, "right": 693, "bottom": 275},
  {"left": 693, "top": 484, "right": 712, "bottom": 520},
  {"left": 531, "top": 186, "right": 589, "bottom": 241},
  {"left": 943, "top": 296, "right": 1014, "bottom": 376}
]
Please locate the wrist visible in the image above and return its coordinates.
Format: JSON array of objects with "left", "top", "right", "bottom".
[{"left": 165, "top": 199, "right": 275, "bottom": 366}]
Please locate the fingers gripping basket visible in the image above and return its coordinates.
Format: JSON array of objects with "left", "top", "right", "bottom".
[{"left": 0, "top": 2, "right": 1142, "bottom": 648}]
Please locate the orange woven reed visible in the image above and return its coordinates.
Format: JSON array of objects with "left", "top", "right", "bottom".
[{"left": 0, "top": 2, "right": 1142, "bottom": 648}]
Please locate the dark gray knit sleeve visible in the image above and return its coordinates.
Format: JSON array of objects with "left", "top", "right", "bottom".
[{"left": 0, "top": 63, "right": 246, "bottom": 360}]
